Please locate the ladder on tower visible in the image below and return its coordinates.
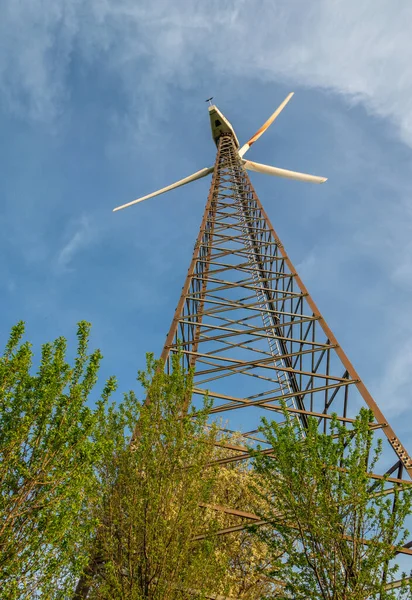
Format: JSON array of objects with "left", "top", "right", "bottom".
[{"left": 223, "top": 150, "right": 300, "bottom": 420}]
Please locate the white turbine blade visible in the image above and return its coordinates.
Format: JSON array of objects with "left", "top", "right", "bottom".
[
  {"left": 238, "top": 92, "right": 294, "bottom": 158},
  {"left": 243, "top": 160, "right": 327, "bottom": 184},
  {"left": 113, "top": 167, "right": 214, "bottom": 212}
]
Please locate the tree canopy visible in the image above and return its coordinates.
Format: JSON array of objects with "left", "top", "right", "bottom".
[
  {"left": 251, "top": 408, "right": 412, "bottom": 600},
  {"left": 0, "top": 321, "right": 117, "bottom": 598},
  {"left": 2, "top": 321, "right": 411, "bottom": 599},
  {"left": 88, "top": 353, "right": 229, "bottom": 599}
]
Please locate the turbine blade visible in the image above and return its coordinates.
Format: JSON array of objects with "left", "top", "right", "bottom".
[
  {"left": 113, "top": 167, "right": 214, "bottom": 212},
  {"left": 238, "top": 92, "right": 294, "bottom": 158},
  {"left": 243, "top": 160, "right": 327, "bottom": 184}
]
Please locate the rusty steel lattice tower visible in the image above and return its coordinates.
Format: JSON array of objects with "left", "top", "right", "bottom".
[
  {"left": 111, "top": 95, "right": 412, "bottom": 591},
  {"left": 158, "top": 133, "right": 412, "bottom": 546}
]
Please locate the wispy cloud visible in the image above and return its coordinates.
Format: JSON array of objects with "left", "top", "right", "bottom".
[
  {"left": 56, "top": 215, "right": 95, "bottom": 272},
  {"left": 373, "top": 337, "right": 412, "bottom": 418},
  {"left": 2, "top": 1, "right": 412, "bottom": 146}
]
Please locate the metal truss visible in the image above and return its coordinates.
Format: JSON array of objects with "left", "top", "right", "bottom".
[{"left": 159, "top": 132, "right": 412, "bottom": 554}]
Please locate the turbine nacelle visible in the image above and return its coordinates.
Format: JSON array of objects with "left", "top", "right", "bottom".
[
  {"left": 208, "top": 105, "right": 240, "bottom": 149},
  {"left": 113, "top": 93, "right": 327, "bottom": 213}
]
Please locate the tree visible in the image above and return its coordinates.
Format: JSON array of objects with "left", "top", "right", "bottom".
[
  {"left": 250, "top": 407, "right": 412, "bottom": 600},
  {"left": 0, "top": 321, "right": 118, "bottom": 599},
  {"left": 207, "top": 433, "right": 280, "bottom": 599},
  {"left": 79, "top": 361, "right": 280, "bottom": 600},
  {"left": 88, "top": 353, "right": 230, "bottom": 600}
]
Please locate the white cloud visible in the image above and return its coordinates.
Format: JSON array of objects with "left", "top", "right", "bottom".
[
  {"left": 374, "top": 337, "right": 412, "bottom": 418},
  {"left": 2, "top": 1, "right": 412, "bottom": 147},
  {"left": 0, "top": 1, "right": 79, "bottom": 121},
  {"left": 57, "top": 215, "right": 94, "bottom": 272}
]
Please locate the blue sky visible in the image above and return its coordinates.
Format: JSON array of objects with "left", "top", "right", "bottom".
[{"left": 1, "top": 0, "right": 412, "bottom": 452}]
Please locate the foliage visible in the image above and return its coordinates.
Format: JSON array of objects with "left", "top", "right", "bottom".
[
  {"left": 0, "top": 321, "right": 117, "bottom": 599},
  {"left": 88, "top": 353, "right": 230, "bottom": 600},
  {"left": 250, "top": 407, "right": 412, "bottom": 600},
  {"left": 208, "top": 433, "right": 279, "bottom": 599},
  {"left": 0, "top": 319, "right": 276, "bottom": 599},
  {"left": 11, "top": 319, "right": 405, "bottom": 600},
  {"left": 81, "top": 362, "right": 280, "bottom": 600}
]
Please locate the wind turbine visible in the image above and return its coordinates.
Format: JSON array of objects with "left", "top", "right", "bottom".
[{"left": 113, "top": 93, "right": 327, "bottom": 212}]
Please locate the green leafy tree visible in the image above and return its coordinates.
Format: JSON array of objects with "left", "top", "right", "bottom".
[
  {"left": 208, "top": 433, "right": 280, "bottom": 599},
  {"left": 88, "top": 353, "right": 230, "bottom": 600},
  {"left": 73, "top": 358, "right": 278, "bottom": 600},
  {"left": 251, "top": 408, "right": 412, "bottom": 600},
  {"left": 0, "top": 321, "right": 117, "bottom": 599}
]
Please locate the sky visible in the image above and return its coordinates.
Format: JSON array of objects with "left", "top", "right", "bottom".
[{"left": 1, "top": 0, "right": 412, "bottom": 453}]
